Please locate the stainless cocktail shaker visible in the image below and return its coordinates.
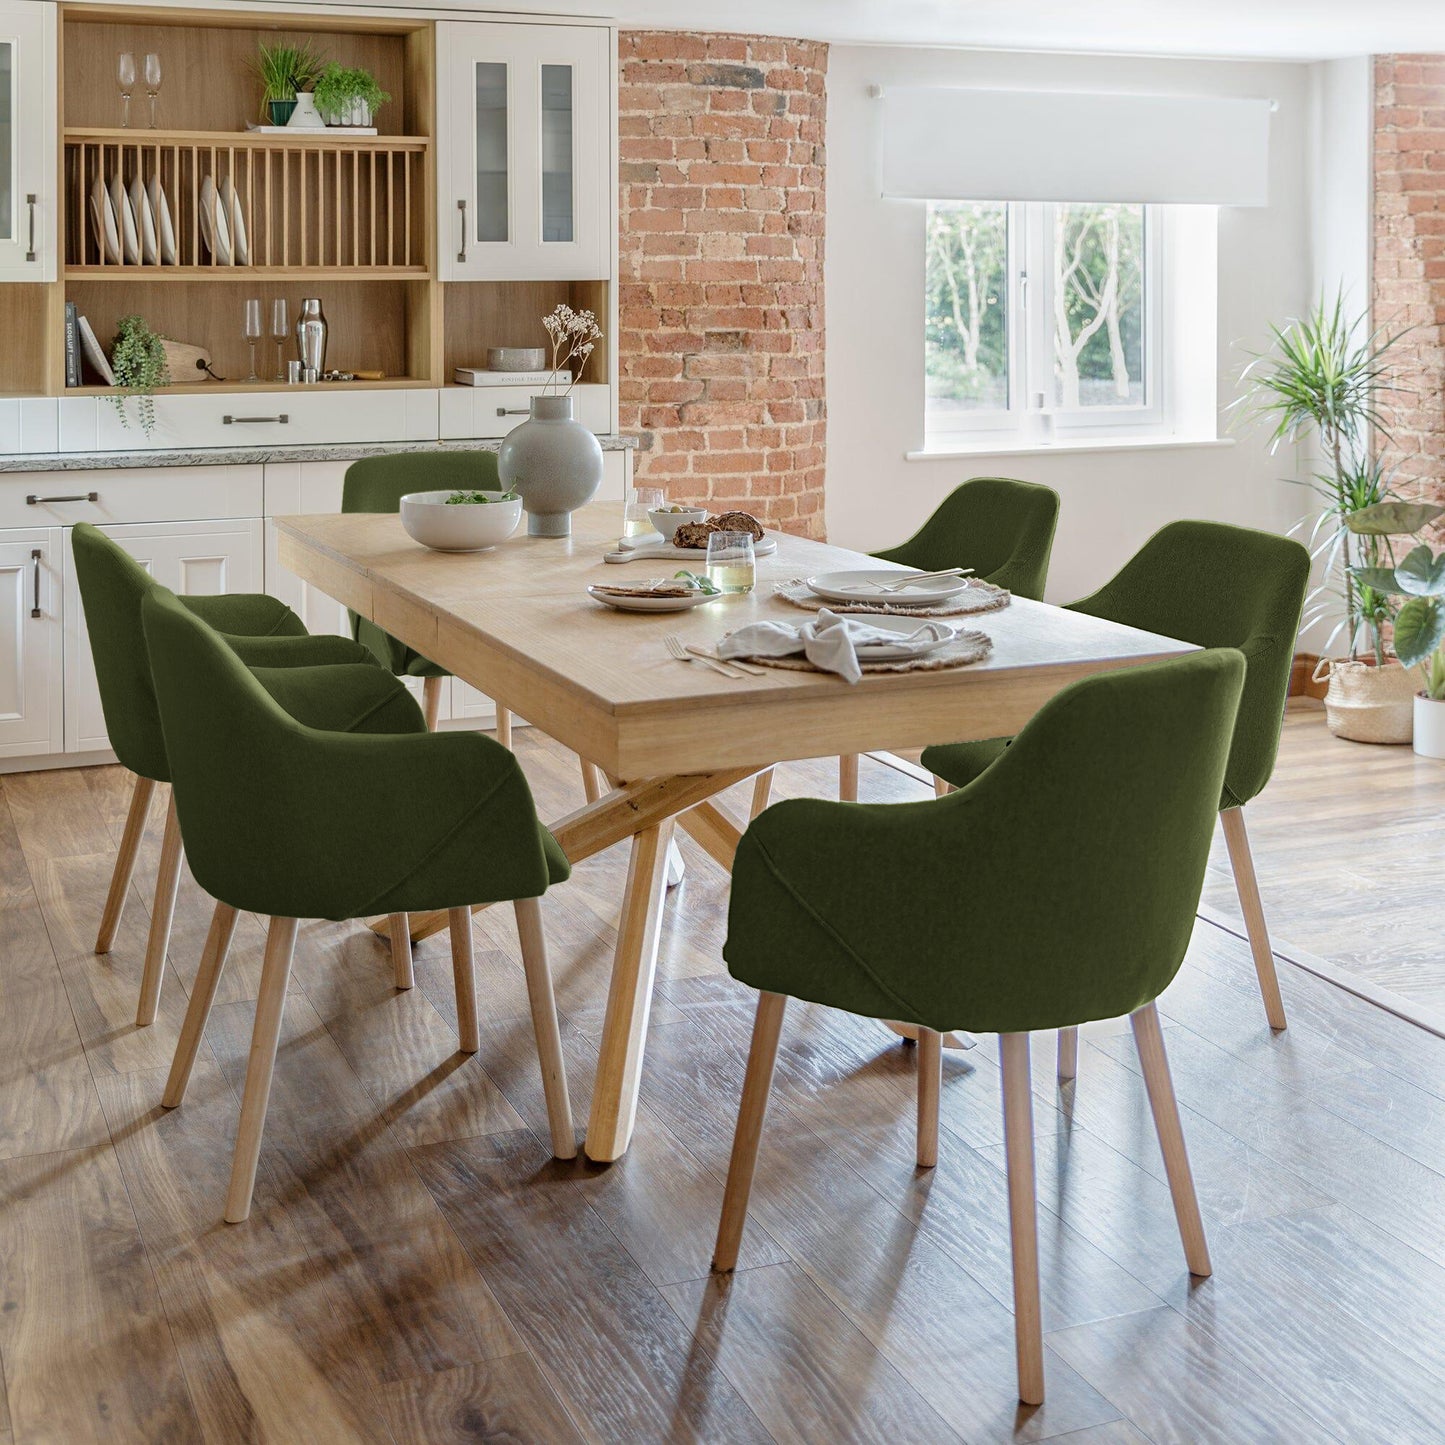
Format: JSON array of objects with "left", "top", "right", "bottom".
[{"left": 295, "top": 298, "right": 328, "bottom": 376}]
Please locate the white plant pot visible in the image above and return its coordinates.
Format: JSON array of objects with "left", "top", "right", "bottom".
[
  {"left": 321, "top": 99, "right": 373, "bottom": 127},
  {"left": 1413, "top": 692, "right": 1445, "bottom": 759},
  {"left": 286, "top": 92, "right": 326, "bottom": 129}
]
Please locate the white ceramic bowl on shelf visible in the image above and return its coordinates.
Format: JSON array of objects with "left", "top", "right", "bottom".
[
  {"left": 399, "top": 490, "right": 522, "bottom": 552},
  {"left": 648, "top": 505, "right": 708, "bottom": 543}
]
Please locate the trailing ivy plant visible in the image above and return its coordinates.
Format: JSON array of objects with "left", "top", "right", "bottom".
[{"left": 110, "top": 315, "right": 170, "bottom": 435}]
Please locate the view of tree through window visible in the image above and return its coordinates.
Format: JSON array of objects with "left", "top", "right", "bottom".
[
  {"left": 925, "top": 202, "right": 1008, "bottom": 418},
  {"left": 1052, "top": 202, "right": 1145, "bottom": 409}
]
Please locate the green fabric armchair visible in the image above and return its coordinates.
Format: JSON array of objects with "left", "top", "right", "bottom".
[
  {"left": 840, "top": 477, "right": 1060, "bottom": 801},
  {"left": 923, "top": 519, "right": 1310, "bottom": 1029},
  {"left": 713, "top": 648, "right": 1245, "bottom": 1405},
  {"left": 141, "top": 586, "right": 575, "bottom": 1223},
  {"left": 69, "top": 521, "right": 396, "bottom": 1026}
]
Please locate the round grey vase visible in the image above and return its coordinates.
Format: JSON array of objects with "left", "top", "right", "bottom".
[{"left": 497, "top": 394, "right": 604, "bottom": 537}]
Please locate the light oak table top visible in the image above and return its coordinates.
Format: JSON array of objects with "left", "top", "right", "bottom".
[{"left": 275, "top": 502, "right": 1193, "bottom": 779}]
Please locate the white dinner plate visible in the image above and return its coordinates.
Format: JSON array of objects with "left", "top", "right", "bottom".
[
  {"left": 147, "top": 173, "right": 177, "bottom": 264},
  {"left": 221, "top": 176, "right": 249, "bottom": 264},
  {"left": 110, "top": 172, "right": 141, "bottom": 265},
  {"left": 88, "top": 178, "right": 121, "bottom": 263},
  {"left": 587, "top": 584, "right": 718, "bottom": 613},
  {"left": 129, "top": 174, "right": 158, "bottom": 264},
  {"left": 806, "top": 568, "right": 971, "bottom": 607},
  {"left": 199, "top": 175, "right": 233, "bottom": 264},
  {"left": 848, "top": 615, "right": 960, "bottom": 661}
]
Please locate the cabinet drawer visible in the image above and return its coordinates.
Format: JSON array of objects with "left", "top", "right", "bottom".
[
  {"left": 439, "top": 383, "right": 611, "bottom": 440},
  {"left": 0, "top": 465, "right": 263, "bottom": 530}
]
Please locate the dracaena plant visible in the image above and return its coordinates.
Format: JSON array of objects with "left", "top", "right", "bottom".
[{"left": 1350, "top": 501, "right": 1445, "bottom": 698}]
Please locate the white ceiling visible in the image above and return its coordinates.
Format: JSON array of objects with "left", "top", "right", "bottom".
[{"left": 344, "top": 0, "right": 1445, "bottom": 61}]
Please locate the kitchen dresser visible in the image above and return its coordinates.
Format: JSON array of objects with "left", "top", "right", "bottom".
[{"left": 0, "top": 0, "right": 630, "bottom": 770}]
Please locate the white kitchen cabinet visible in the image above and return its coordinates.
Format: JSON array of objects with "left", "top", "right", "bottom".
[
  {"left": 62, "top": 518, "right": 264, "bottom": 755},
  {"left": 438, "top": 382, "right": 612, "bottom": 440},
  {"left": 438, "top": 20, "right": 610, "bottom": 281},
  {"left": 0, "top": 527, "right": 62, "bottom": 756},
  {"left": 0, "top": 1, "right": 56, "bottom": 282}
]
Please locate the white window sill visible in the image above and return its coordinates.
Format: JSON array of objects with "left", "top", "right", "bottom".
[{"left": 906, "top": 434, "right": 1234, "bottom": 462}]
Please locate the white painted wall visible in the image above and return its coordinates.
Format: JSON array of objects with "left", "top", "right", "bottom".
[{"left": 825, "top": 44, "right": 1328, "bottom": 603}]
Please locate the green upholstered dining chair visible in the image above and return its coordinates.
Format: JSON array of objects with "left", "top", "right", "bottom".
[
  {"left": 712, "top": 648, "right": 1245, "bottom": 1405},
  {"left": 70, "top": 521, "right": 407, "bottom": 1027},
  {"left": 141, "top": 586, "right": 576, "bottom": 1224},
  {"left": 839, "top": 477, "right": 1060, "bottom": 801},
  {"left": 923, "top": 520, "right": 1310, "bottom": 1035}
]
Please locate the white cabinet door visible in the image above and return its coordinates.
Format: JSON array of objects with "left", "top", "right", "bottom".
[
  {"left": 0, "top": 529, "right": 62, "bottom": 757},
  {"left": 0, "top": 2, "right": 56, "bottom": 282},
  {"left": 438, "top": 21, "right": 610, "bottom": 281},
  {"left": 63, "top": 519, "right": 264, "bottom": 755}
]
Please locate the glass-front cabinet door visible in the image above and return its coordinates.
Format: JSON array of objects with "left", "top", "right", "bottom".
[
  {"left": 439, "top": 21, "right": 609, "bottom": 281},
  {"left": 0, "top": 1, "right": 55, "bottom": 282}
]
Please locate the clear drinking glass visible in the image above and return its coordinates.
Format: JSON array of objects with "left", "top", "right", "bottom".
[
  {"left": 144, "top": 53, "right": 162, "bottom": 129},
  {"left": 624, "top": 485, "right": 664, "bottom": 538},
  {"left": 706, "top": 531, "right": 756, "bottom": 595},
  {"left": 243, "top": 298, "right": 263, "bottom": 382},
  {"left": 270, "top": 298, "right": 289, "bottom": 381},
  {"left": 116, "top": 52, "right": 137, "bottom": 128}
]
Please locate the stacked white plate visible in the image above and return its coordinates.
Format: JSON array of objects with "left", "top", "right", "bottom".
[{"left": 89, "top": 172, "right": 178, "bottom": 264}]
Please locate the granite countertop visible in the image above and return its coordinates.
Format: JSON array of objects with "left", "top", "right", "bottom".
[{"left": 0, "top": 435, "right": 639, "bottom": 473}]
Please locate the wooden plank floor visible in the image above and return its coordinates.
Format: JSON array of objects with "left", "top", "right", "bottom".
[{"left": 2, "top": 731, "right": 1444, "bottom": 1442}]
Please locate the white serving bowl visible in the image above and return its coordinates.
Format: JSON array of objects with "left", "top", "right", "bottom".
[
  {"left": 400, "top": 490, "right": 522, "bottom": 552},
  {"left": 648, "top": 505, "right": 708, "bottom": 543}
]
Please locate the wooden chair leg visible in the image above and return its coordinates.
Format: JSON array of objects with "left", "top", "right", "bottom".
[
  {"left": 225, "top": 915, "right": 299, "bottom": 1224},
  {"left": 713, "top": 990, "right": 788, "bottom": 1273},
  {"left": 1057, "top": 1026, "right": 1079, "bottom": 1080},
  {"left": 136, "top": 790, "right": 184, "bottom": 1028},
  {"left": 387, "top": 913, "right": 414, "bottom": 990},
  {"left": 422, "top": 675, "right": 444, "bottom": 731},
  {"left": 839, "top": 753, "right": 860, "bottom": 802},
  {"left": 749, "top": 767, "right": 774, "bottom": 819},
  {"left": 917, "top": 1027, "right": 941, "bottom": 1168},
  {"left": 999, "top": 1032, "right": 1045, "bottom": 1406},
  {"left": 581, "top": 758, "right": 605, "bottom": 804},
  {"left": 1220, "top": 807, "right": 1287, "bottom": 1030},
  {"left": 496, "top": 705, "right": 513, "bottom": 748},
  {"left": 513, "top": 896, "right": 576, "bottom": 1159},
  {"left": 448, "top": 906, "right": 481, "bottom": 1054},
  {"left": 162, "top": 901, "right": 239, "bottom": 1108},
  {"left": 933, "top": 775, "right": 952, "bottom": 798},
  {"left": 96, "top": 774, "right": 155, "bottom": 953},
  {"left": 1131, "top": 1002, "right": 1212, "bottom": 1277}
]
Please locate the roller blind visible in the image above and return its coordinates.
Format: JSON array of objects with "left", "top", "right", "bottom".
[{"left": 880, "top": 87, "right": 1271, "bottom": 207}]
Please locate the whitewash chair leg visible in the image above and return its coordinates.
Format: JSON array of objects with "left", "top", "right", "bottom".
[
  {"left": 750, "top": 767, "right": 775, "bottom": 818},
  {"left": 917, "top": 1027, "right": 941, "bottom": 1168},
  {"left": 1219, "top": 807, "right": 1287, "bottom": 1030},
  {"left": 839, "top": 753, "right": 860, "bottom": 802},
  {"left": 496, "top": 705, "right": 513, "bottom": 748},
  {"left": 714, "top": 991, "right": 788, "bottom": 1272},
  {"left": 422, "top": 675, "right": 444, "bottom": 732},
  {"left": 1131, "top": 1003, "right": 1212, "bottom": 1276},
  {"left": 96, "top": 774, "right": 155, "bottom": 953},
  {"left": 514, "top": 896, "right": 577, "bottom": 1159},
  {"left": 1000, "top": 1032, "right": 1044, "bottom": 1405},
  {"left": 448, "top": 906, "right": 481, "bottom": 1053},
  {"left": 162, "top": 901, "right": 239, "bottom": 1108},
  {"left": 136, "top": 791, "right": 184, "bottom": 1028},
  {"left": 388, "top": 913, "right": 414, "bottom": 989},
  {"left": 933, "top": 775, "right": 952, "bottom": 798},
  {"left": 225, "top": 915, "right": 299, "bottom": 1224},
  {"left": 1057, "top": 1026, "right": 1079, "bottom": 1080}
]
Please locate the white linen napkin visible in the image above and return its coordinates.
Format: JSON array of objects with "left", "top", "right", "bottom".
[{"left": 718, "top": 608, "right": 956, "bottom": 684}]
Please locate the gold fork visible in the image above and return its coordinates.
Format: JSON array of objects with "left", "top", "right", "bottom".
[{"left": 664, "top": 634, "right": 748, "bottom": 679}]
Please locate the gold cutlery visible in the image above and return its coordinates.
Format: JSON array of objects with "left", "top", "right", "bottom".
[{"left": 664, "top": 634, "right": 749, "bottom": 679}]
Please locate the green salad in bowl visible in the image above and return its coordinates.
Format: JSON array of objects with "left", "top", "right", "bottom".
[{"left": 446, "top": 488, "right": 520, "bottom": 505}]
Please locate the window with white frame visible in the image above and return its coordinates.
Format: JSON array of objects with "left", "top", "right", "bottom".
[{"left": 924, "top": 200, "right": 1164, "bottom": 444}]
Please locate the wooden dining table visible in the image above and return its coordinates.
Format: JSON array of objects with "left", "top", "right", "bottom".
[{"left": 275, "top": 500, "right": 1193, "bottom": 1163}]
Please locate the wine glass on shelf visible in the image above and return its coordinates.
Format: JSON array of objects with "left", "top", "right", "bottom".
[
  {"left": 116, "top": 52, "right": 136, "bottom": 128},
  {"left": 243, "top": 298, "right": 263, "bottom": 383},
  {"left": 270, "top": 299, "right": 289, "bottom": 382},
  {"left": 144, "top": 53, "right": 162, "bottom": 129}
]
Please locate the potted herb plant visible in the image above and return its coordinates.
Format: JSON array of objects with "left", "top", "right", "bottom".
[
  {"left": 312, "top": 63, "right": 390, "bottom": 128},
  {"left": 110, "top": 314, "right": 170, "bottom": 436},
  {"left": 249, "top": 39, "right": 323, "bottom": 127},
  {"left": 1350, "top": 512, "right": 1445, "bottom": 757},
  {"left": 1236, "top": 292, "right": 1418, "bottom": 742}
]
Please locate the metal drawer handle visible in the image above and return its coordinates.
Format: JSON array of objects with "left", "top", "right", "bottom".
[
  {"left": 30, "top": 550, "right": 41, "bottom": 619},
  {"left": 223, "top": 414, "right": 289, "bottom": 425},
  {"left": 496, "top": 407, "right": 529, "bottom": 417},
  {"left": 25, "top": 195, "right": 36, "bottom": 263},
  {"left": 457, "top": 199, "right": 467, "bottom": 262},
  {"left": 26, "top": 491, "right": 98, "bottom": 505}
]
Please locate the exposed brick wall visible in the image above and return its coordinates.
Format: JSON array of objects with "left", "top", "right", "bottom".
[
  {"left": 617, "top": 32, "right": 827, "bottom": 538},
  {"left": 1374, "top": 55, "right": 1445, "bottom": 512}
]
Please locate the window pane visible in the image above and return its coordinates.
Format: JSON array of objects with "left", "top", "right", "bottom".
[
  {"left": 540, "top": 64, "right": 574, "bottom": 243},
  {"left": 474, "top": 62, "right": 508, "bottom": 244},
  {"left": 1052, "top": 203, "right": 1145, "bottom": 409},
  {"left": 0, "top": 44, "right": 12, "bottom": 241},
  {"left": 925, "top": 202, "right": 1008, "bottom": 421}
]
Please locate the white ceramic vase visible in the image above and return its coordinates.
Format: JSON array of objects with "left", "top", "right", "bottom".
[
  {"left": 286, "top": 92, "right": 325, "bottom": 129},
  {"left": 497, "top": 394, "right": 604, "bottom": 537},
  {"left": 1413, "top": 692, "right": 1445, "bottom": 759}
]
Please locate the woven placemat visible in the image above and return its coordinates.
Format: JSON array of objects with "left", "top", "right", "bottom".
[
  {"left": 740, "top": 629, "right": 993, "bottom": 676},
  {"left": 775, "top": 577, "right": 1010, "bottom": 618}
]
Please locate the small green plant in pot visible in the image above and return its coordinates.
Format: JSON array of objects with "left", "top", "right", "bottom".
[
  {"left": 110, "top": 315, "right": 170, "bottom": 436},
  {"left": 250, "top": 39, "right": 324, "bottom": 125},
  {"left": 312, "top": 63, "right": 390, "bottom": 127}
]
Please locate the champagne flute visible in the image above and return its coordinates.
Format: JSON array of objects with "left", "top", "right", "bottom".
[
  {"left": 243, "top": 298, "right": 263, "bottom": 383},
  {"left": 144, "top": 53, "right": 162, "bottom": 129},
  {"left": 270, "top": 299, "right": 289, "bottom": 382},
  {"left": 116, "top": 52, "right": 136, "bottom": 129}
]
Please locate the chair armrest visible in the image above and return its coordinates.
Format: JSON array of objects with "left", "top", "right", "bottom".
[
  {"left": 181, "top": 592, "right": 308, "bottom": 639},
  {"left": 250, "top": 663, "right": 425, "bottom": 736},
  {"left": 225, "top": 632, "right": 380, "bottom": 669}
]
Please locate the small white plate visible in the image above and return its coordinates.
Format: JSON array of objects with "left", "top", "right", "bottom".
[
  {"left": 806, "top": 568, "right": 971, "bottom": 607},
  {"left": 129, "top": 174, "right": 158, "bottom": 264},
  {"left": 587, "top": 585, "right": 718, "bottom": 613},
  {"left": 199, "top": 176, "right": 232, "bottom": 264},
  {"left": 147, "top": 173, "right": 177, "bottom": 264},
  {"left": 88, "top": 178, "right": 121, "bottom": 263},
  {"left": 849, "top": 615, "right": 960, "bottom": 661},
  {"left": 221, "top": 176, "right": 249, "bottom": 264},
  {"left": 110, "top": 172, "right": 141, "bottom": 265}
]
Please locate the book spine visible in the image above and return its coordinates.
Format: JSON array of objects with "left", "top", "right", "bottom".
[
  {"left": 64, "top": 303, "right": 80, "bottom": 389},
  {"left": 453, "top": 369, "right": 571, "bottom": 387}
]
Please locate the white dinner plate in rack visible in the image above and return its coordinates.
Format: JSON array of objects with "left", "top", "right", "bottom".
[
  {"left": 199, "top": 176, "right": 233, "bottom": 264},
  {"left": 110, "top": 172, "right": 140, "bottom": 264},
  {"left": 221, "top": 176, "right": 249, "bottom": 264},
  {"left": 147, "top": 173, "right": 177, "bottom": 264},
  {"left": 88, "top": 178, "right": 121, "bottom": 263},
  {"left": 129, "top": 174, "right": 158, "bottom": 264}
]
